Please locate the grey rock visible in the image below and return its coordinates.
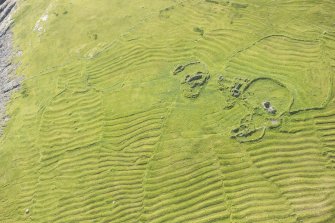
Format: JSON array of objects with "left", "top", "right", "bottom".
[
  {"left": 262, "top": 101, "right": 276, "bottom": 114},
  {"left": 186, "top": 72, "right": 203, "bottom": 82},
  {"left": 0, "top": 0, "right": 19, "bottom": 135}
]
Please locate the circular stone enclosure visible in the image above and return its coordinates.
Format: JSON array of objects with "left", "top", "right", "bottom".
[{"left": 243, "top": 78, "right": 293, "bottom": 116}]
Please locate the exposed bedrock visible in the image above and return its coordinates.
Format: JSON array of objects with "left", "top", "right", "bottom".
[{"left": 0, "top": 0, "right": 19, "bottom": 135}]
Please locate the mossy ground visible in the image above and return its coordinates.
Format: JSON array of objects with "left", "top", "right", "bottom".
[{"left": 1, "top": 0, "right": 335, "bottom": 222}]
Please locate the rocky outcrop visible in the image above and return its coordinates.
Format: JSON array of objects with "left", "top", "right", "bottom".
[{"left": 0, "top": 0, "right": 19, "bottom": 135}]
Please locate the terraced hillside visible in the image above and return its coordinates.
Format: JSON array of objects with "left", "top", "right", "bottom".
[{"left": 1, "top": 0, "right": 335, "bottom": 222}]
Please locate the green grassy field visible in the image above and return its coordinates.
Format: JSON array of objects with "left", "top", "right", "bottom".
[{"left": 1, "top": 0, "right": 335, "bottom": 222}]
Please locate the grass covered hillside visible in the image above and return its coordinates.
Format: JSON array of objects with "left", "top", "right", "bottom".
[{"left": 1, "top": 0, "right": 335, "bottom": 222}]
